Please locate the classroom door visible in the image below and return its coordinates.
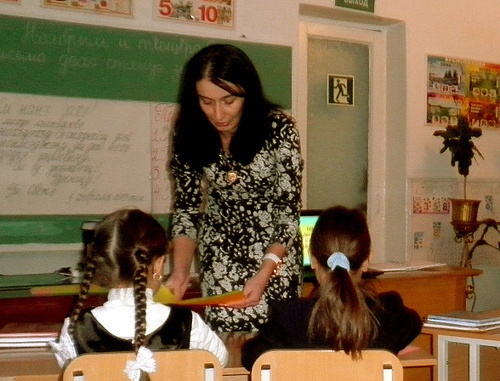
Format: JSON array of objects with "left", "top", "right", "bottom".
[
  {"left": 297, "top": 22, "right": 389, "bottom": 261},
  {"left": 306, "top": 36, "right": 369, "bottom": 211}
]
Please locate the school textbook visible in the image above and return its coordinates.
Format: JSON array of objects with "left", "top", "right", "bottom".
[
  {"left": 424, "top": 308, "right": 500, "bottom": 332},
  {"left": 0, "top": 322, "right": 61, "bottom": 348}
]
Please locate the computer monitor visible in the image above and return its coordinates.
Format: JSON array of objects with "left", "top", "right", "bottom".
[{"left": 299, "top": 210, "right": 322, "bottom": 270}]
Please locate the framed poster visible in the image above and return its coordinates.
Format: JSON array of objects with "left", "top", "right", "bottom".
[
  {"left": 43, "top": 0, "right": 132, "bottom": 17},
  {"left": 156, "top": 0, "right": 234, "bottom": 28},
  {"left": 427, "top": 55, "right": 500, "bottom": 129}
]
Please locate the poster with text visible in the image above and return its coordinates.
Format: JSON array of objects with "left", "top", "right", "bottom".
[
  {"left": 44, "top": 0, "right": 132, "bottom": 17},
  {"left": 156, "top": 0, "right": 234, "bottom": 28},
  {"left": 427, "top": 55, "right": 500, "bottom": 129}
]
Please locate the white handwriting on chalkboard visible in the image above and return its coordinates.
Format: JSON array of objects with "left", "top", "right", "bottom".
[
  {"left": 21, "top": 22, "right": 168, "bottom": 80},
  {"left": 23, "top": 22, "right": 109, "bottom": 53},
  {"left": 0, "top": 49, "right": 46, "bottom": 64},
  {"left": 137, "top": 37, "right": 202, "bottom": 59},
  {"left": 105, "top": 58, "right": 163, "bottom": 81}
]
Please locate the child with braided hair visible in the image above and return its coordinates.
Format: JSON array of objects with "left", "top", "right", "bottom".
[
  {"left": 51, "top": 208, "right": 228, "bottom": 380},
  {"left": 241, "top": 205, "right": 422, "bottom": 371}
]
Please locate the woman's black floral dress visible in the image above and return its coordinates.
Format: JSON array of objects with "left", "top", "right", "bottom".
[{"left": 170, "top": 110, "right": 303, "bottom": 332}]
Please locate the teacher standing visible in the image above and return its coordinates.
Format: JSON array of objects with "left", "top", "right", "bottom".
[{"left": 166, "top": 44, "right": 303, "bottom": 332}]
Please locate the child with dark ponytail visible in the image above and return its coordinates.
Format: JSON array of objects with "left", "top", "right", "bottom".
[
  {"left": 241, "top": 205, "right": 422, "bottom": 370},
  {"left": 51, "top": 209, "right": 228, "bottom": 381}
]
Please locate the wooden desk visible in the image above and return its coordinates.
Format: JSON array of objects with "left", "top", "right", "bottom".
[
  {"left": 0, "top": 330, "right": 435, "bottom": 381},
  {"left": 0, "top": 266, "right": 481, "bottom": 329},
  {"left": 365, "top": 266, "right": 482, "bottom": 318}
]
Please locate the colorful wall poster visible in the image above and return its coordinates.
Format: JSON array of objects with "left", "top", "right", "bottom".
[
  {"left": 156, "top": 0, "right": 234, "bottom": 28},
  {"left": 44, "top": 0, "right": 132, "bottom": 17},
  {"left": 427, "top": 55, "right": 500, "bottom": 129}
]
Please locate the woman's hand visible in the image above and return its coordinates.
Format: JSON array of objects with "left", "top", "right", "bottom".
[
  {"left": 166, "top": 236, "right": 197, "bottom": 300},
  {"left": 224, "top": 245, "right": 286, "bottom": 309},
  {"left": 243, "top": 272, "right": 269, "bottom": 306},
  {"left": 165, "top": 270, "right": 190, "bottom": 300},
  {"left": 224, "top": 269, "right": 271, "bottom": 308}
]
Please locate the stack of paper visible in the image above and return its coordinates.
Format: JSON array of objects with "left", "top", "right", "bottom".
[
  {"left": 0, "top": 322, "right": 60, "bottom": 348},
  {"left": 424, "top": 308, "right": 500, "bottom": 332}
]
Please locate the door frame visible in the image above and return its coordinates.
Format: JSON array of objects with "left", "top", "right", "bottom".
[{"left": 297, "top": 20, "right": 404, "bottom": 263}]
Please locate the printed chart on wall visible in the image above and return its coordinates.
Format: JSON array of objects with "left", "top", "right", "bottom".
[
  {"left": 410, "top": 178, "right": 500, "bottom": 264},
  {"left": 0, "top": 94, "right": 152, "bottom": 215},
  {"left": 427, "top": 55, "right": 500, "bottom": 129},
  {"left": 150, "top": 103, "right": 177, "bottom": 214},
  {"left": 0, "top": 97, "right": 179, "bottom": 215}
]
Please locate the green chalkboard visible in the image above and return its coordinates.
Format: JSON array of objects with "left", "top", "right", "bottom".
[
  {"left": 0, "top": 14, "right": 291, "bottom": 106},
  {"left": 0, "top": 14, "right": 290, "bottom": 246},
  {"left": 0, "top": 214, "right": 171, "bottom": 245}
]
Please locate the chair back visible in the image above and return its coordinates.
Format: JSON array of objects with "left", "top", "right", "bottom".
[
  {"left": 62, "top": 349, "right": 223, "bottom": 381},
  {"left": 251, "top": 349, "right": 403, "bottom": 381}
]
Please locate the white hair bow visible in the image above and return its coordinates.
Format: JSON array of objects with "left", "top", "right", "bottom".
[{"left": 124, "top": 346, "right": 156, "bottom": 381}]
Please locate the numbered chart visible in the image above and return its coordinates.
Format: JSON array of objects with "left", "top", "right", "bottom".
[
  {"left": 413, "top": 196, "right": 451, "bottom": 214},
  {"left": 150, "top": 103, "right": 177, "bottom": 214},
  {"left": 156, "top": 0, "right": 234, "bottom": 28}
]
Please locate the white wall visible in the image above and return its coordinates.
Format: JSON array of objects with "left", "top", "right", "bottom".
[{"left": 1, "top": 1, "right": 499, "bottom": 308}]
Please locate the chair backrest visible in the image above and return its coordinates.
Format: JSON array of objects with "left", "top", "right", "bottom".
[
  {"left": 62, "top": 349, "right": 223, "bottom": 381},
  {"left": 251, "top": 349, "right": 404, "bottom": 381}
]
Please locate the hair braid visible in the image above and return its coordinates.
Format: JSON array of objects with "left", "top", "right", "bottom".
[
  {"left": 133, "top": 249, "right": 149, "bottom": 353},
  {"left": 68, "top": 254, "right": 96, "bottom": 337}
]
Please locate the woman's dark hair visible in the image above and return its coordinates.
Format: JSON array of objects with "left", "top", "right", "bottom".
[
  {"left": 173, "top": 43, "right": 279, "bottom": 170},
  {"left": 68, "top": 209, "right": 168, "bottom": 355},
  {"left": 307, "top": 206, "right": 377, "bottom": 358}
]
